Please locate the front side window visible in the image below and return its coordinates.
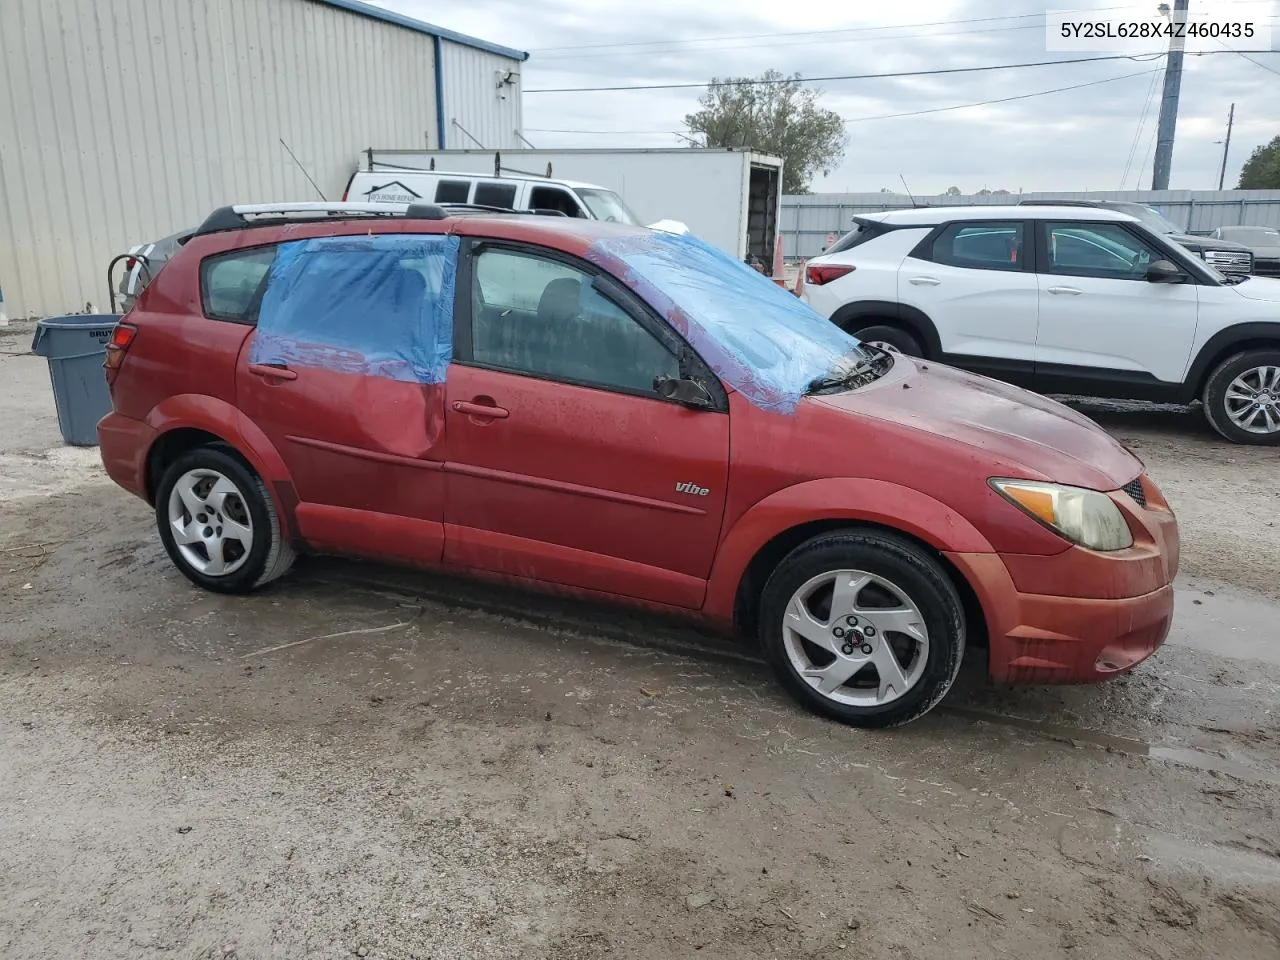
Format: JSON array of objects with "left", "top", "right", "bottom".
[
  {"left": 200, "top": 245, "right": 277, "bottom": 322},
  {"left": 927, "top": 221, "right": 1025, "bottom": 271},
  {"left": 470, "top": 248, "right": 678, "bottom": 395},
  {"left": 529, "top": 186, "right": 586, "bottom": 218},
  {"left": 1043, "top": 222, "right": 1157, "bottom": 280},
  {"left": 573, "top": 188, "right": 640, "bottom": 225}
]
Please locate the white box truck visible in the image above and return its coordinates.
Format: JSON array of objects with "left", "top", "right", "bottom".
[{"left": 347, "top": 148, "right": 784, "bottom": 275}]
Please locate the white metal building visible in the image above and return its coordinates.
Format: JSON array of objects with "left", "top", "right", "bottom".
[{"left": 0, "top": 0, "right": 527, "bottom": 318}]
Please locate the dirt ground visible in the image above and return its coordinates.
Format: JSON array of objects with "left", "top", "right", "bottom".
[{"left": 3, "top": 326, "right": 1279, "bottom": 960}]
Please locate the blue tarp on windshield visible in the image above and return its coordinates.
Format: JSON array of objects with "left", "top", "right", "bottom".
[
  {"left": 586, "top": 231, "right": 858, "bottom": 414},
  {"left": 251, "top": 234, "right": 458, "bottom": 383}
]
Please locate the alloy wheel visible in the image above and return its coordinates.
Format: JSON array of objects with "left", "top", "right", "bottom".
[
  {"left": 781, "top": 569, "right": 930, "bottom": 707},
  {"left": 1224, "top": 365, "right": 1280, "bottom": 435}
]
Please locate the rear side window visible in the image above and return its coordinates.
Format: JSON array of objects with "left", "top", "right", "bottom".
[
  {"left": 826, "top": 221, "right": 887, "bottom": 255},
  {"left": 926, "top": 221, "right": 1025, "bottom": 271},
  {"left": 200, "top": 245, "right": 277, "bottom": 322},
  {"left": 474, "top": 182, "right": 517, "bottom": 209},
  {"left": 434, "top": 180, "right": 471, "bottom": 203}
]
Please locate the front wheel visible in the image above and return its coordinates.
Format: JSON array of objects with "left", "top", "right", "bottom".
[
  {"left": 758, "top": 530, "right": 966, "bottom": 728},
  {"left": 850, "top": 324, "right": 922, "bottom": 358},
  {"left": 1202, "top": 350, "right": 1280, "bottom": 445},
  {"left": 155, "top": 446, "right": 296, "bottom": 594}
]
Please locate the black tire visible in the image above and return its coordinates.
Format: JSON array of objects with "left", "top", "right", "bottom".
[
  {"left": 758, "top": 529, "right": 965, "bottom": 728},
  {"left": 154, "top": 445, "right": 296, "bottom": 594},
  {"left": 850, "top": 324, "right": 923, "bottom": 358},
  {"left": 1202, "top": 349, "right": 1280, "bottom": 446}
]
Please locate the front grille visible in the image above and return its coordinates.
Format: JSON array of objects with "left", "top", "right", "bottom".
[
  {"left": 1122, "top": 477, "right": 1147, "bottom": 507},
  {"left": 1203, "top": 250, "right": 1254, "bottom": 275}
]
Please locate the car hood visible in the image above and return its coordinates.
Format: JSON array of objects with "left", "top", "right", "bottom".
[
  {"left": 811, "top": 360, "right": 1141, "bottom": 490},
  {"left": 1171, "top": 232, "right": 1251, "bottom": 251},
  {"left": 1231, "top": 276, "right": 1280, "bottom": 303}
]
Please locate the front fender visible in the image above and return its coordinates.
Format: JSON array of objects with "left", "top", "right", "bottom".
[
  {"left": 702, "top": 477, "right": 996, "bottom": 621},
  {"left": 145, "top": 395, "right": 298, "bottom": 535}
]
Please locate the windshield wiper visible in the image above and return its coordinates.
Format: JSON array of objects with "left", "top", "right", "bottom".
[{"left": 806, "top": 349, "right": 891, "bottom": 395}]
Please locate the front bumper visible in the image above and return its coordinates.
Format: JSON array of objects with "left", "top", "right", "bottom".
[
  {"left": 947, "top": 491, "right": 1179, "bottom": 684},
  {"left": 97, "top": 411, "right": 157, "bottom": 502}
]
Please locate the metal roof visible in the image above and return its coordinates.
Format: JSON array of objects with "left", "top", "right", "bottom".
[{"left": 312, "top": 0, "right": 529, "bottom": 61}]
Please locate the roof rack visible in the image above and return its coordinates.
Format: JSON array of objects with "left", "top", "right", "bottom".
[
  {"left": 436, "top": 203, "right": 568, "bottom": 217},
  {"left": 192, "top": 201, "right": 449, "bottom": 236}
]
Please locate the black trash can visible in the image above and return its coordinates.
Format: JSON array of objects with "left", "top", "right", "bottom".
[{"left": 31, "top": 314, "right": 118, "bottom": 446}]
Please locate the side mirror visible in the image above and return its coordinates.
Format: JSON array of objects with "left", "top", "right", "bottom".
[
  {"left": 1146, "top": 259, "right": 1183, "bottom": 283},
  {"left": 654, "top": 375, "right": 713, "bottom": 409}
]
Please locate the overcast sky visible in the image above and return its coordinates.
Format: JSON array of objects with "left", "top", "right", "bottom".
[{"left": 375, "top": 0, "right": 1279, "bottom": 194}]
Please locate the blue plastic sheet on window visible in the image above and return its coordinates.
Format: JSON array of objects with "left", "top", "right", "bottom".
[
  {"left": 252, "top": 234, "right": 458, "bottom": 384},
  {"left": 586, "top": 231, "right": 860, "bottom": 414}
]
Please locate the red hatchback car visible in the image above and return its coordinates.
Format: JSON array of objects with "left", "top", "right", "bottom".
[{"left": 98, "top": 202, "right": 1179, "bottom": 727}]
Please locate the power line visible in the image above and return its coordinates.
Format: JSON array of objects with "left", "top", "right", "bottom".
[
  {"left": 528, "top": 11, "right": 1051, "bottom": 53},
  {"left": 1120, "top": 69, "right": 1163, "bottom": 188},
  {"left": 525, "top": 49, "right": 1277, "bottom": 94},
  {"left": 525, "top": 69, "right": 1160, "bottom": 136},
  {"left": 525, "top": 54, "right": 1168, "bottom": 94},
  {"left": 842, "top": 68, "right": 1159, "bottom": 123},
  {"left": 1232, "top": 51, "right": 1280, "bottom": 77},
  {"left": 526, "top": 0, "right": 1277, "bottom": 54},
  {"left": 533, "top": 23, "right": 1046, "bottom": 62}
]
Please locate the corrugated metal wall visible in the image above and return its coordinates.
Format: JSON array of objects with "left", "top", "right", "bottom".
[
  {"left": 439, "top": 43, "right": 523, "bottom": 150},
  {"left": 782, "top": 190, "right": 1280, "bottom": 260},
  {"left": 1, "top": 0, "right": 471, "bottom": 317}
]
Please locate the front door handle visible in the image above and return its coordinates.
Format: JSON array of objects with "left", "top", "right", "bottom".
[
  {"left": 248, "top": 362, "right": 297, "bottom": 381},
  {"left": 1047, "top": 286, "right": 1083, "bottom": 295},
  {"left": 907, "top": 276, "right": 941, "bottom": 286},
  {"left": 453, "top": 399, "right": 509, "bottom": 420}
]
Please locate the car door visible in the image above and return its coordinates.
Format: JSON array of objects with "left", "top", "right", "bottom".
[
  {"left": 443, "top": 241, "right": 730, "bottom": 609},
  {"left": 897, "top": 219, "right": 1039, "bottom": 380},
  {"left": 1032, "top": 220, "right": 1199, "bottom": 392},
  {"left": 233, "top": 233, "right": 459, "bottom": 566}
]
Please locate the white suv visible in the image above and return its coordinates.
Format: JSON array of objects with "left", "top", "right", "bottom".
[{"left": 801, "top": 205, "right": 1280, "bottom": 445}]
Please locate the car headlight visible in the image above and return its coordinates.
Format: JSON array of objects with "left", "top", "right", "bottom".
[{"left": 990, "top": 479, "right": 1133, "bottom": 551}]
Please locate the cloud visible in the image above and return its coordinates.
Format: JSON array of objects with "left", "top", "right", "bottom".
[{"left": 375, "top": 0, "right": 1280, "bottom": 193}]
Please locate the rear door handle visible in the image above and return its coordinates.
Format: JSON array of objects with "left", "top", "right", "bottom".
[
  {"left": 453, "top": 400, "right": 509, "bottom": 420},
  {"left": 907, "top": 276, "right": 941, "bottom": 286},
  {"left": 1047, "top": 286, "right": 1083, "bottom": 295},
  {"left": 248, "top": 362, "right": 297, "bottom": 381}
]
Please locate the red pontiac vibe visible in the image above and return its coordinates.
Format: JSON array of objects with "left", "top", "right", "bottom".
[{"left": 97, "top": 202, "right": 1179, "bottom": 727}]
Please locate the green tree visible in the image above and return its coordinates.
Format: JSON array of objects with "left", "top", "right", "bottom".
[
  {"left": 684, "top": 71, "right": 847, "bottom": 194},
  {"left": 1237, "top": 135, "right": 1280, "bottom": 189},
  {"left": 943, "top": 186, "right": 962, "bottom": 196}
]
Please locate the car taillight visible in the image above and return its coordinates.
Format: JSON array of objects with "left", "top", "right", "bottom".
[
  {"left": 806, "top": 263, "right": 855, "bottom": 286},
  {"left": 104, "top": 322, "right": 137, "bottom": 382}
]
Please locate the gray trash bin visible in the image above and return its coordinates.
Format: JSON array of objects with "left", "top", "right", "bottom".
[{"left": 31, "top": 314, "right": 118, "bottom": 446}]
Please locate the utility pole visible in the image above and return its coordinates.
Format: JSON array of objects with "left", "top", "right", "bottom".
[
  {"left": 1217, "top": 103, "right": 1235, "bottom": 190},
  {"left": 1151, "top": 0, "right": 1189, "bottom": 191}
]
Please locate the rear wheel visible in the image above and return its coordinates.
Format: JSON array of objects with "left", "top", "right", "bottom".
[
  {"left": 1202, "top": 350, "right": 1280, "bottom": 445},
  {"left": 850, "top": 324, "right": 922, "bottom": 358},
  {"left": 758, "top": 530, "right": 965, "bottom": 728},
  {"left": 155, "top": 446, "right": 296, "bottom": 594}
]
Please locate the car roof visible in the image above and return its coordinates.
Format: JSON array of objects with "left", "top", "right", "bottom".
[
  {"left": 185, "top": 202, "right": 652, "bottom": 257},
  {"left": 861, "top": 205, "right": 1140, "bottom": 226}
]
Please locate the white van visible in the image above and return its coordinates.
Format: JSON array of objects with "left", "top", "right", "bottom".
[{"left": 342, "top": 167, "right": 646, "bottom": 225}]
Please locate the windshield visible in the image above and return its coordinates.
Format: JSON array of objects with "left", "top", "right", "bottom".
[
  {"left": 574, "top": 188, "right": 641, "bottom": 225},
  {"left": 1113, "top": 203, "right": 1183, "bottom": 235},
  {"left": 585, "top": 231, "right": 876, "bottom": 414}
]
